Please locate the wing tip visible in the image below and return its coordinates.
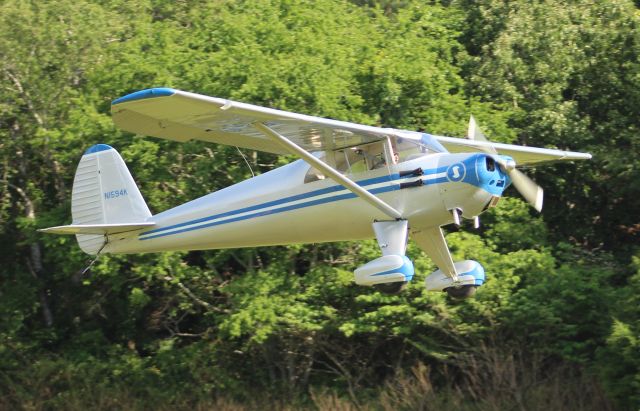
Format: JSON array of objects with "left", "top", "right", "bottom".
[{"left": 112, "top": 87, "right": 176, "bottom": 106}]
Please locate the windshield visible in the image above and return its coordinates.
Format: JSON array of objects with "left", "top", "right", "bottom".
[{"left": 395, "top": 133, "right": 447, "bottom": 162}]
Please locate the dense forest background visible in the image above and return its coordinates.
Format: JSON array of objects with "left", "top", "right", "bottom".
[{"left": 1, "top": 0, "right": 639, "bottom": 409}]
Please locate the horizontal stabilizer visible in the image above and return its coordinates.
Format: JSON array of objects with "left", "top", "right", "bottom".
[{"left": 39, "top": 222, "right": 155, "bottom": 236}]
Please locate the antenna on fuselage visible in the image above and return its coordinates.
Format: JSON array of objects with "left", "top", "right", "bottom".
[{"left": 235, "top": 146, "right": 255, "bottom": 177}]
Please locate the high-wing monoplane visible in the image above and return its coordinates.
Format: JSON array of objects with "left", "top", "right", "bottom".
[{"left": 40, "top": 88, "right": 591, "bottom": 298}]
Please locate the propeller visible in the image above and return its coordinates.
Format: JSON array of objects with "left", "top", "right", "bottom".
[{"left": 468, "top": 116, "right": 544, "bottom": 212}]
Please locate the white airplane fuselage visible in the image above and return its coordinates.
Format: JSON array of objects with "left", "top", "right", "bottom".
[{"left": 104, "top": 152, "right": 509, "bottom": 254}]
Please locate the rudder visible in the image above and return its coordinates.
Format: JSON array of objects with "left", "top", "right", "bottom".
[{"left": 72, "top": 144, "right": 151, "bottom": 254}]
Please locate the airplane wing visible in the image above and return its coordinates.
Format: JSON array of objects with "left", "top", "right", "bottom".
[
  {"left": 111, "top": 88, "right": 590, "bottom": 218},
  {"left": 434, "top": 136, "right": 591, "bottom": 166},
  {"left": 111, "top": 88, "right": 590, "bottom": 165},
  {"left": 112, "top": 88, "right": 410, "bottom": 219},
  {"left": 111, "top": 88, "right": 413, "bottom": 155},
  {"left": 445, "top": 116, "right": 591, "bottom": 165}
]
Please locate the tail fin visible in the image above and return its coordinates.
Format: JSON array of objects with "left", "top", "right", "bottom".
[{"left": 41, "top": 144, "right": 152, "bottom": 254}]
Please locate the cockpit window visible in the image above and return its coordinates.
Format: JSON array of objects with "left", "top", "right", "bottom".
[
  {"left": 395, "top": 138, "right": 428, "bottom": 162},
  {"left": 335, "top": 141, "right": 389, "bottom": 174}
]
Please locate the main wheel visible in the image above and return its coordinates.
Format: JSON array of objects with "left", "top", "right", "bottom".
[
  {"left": 445, "top": 285, "right": 477, "bottom": 299},
  {"left": 374, "top": 281, "right": 408, "bottom": 295}
]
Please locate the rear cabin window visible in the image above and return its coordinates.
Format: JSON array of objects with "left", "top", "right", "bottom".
[{"left": 303, "top": 141, "right": 391, "bottom": 183}]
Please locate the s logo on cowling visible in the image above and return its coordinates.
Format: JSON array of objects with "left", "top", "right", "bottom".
[{"left": 446, "top": 163, "right": 466, "bottom": 182}]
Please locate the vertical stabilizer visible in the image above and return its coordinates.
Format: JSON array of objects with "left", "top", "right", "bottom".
[{"left": 72, "top": 144, "right": 151, "bottom": 254}]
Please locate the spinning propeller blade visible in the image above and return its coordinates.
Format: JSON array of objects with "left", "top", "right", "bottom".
[
  {"left": 468, "top": 116, "right": 544, "bottom": 212},
  {"left": 467, "top": 115, "right": 488, "bottom": 142},
  {"left": 502, "top": 164, "right": 544, "bottom": 212}
]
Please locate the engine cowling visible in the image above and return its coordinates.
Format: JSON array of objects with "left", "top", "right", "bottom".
[{"left": 424, "top": 260, "right": 485, "bottom": 299}]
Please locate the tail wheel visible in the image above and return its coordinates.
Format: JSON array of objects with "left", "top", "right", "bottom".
[{"left": 445, "top": 285, "right": 477, "bottom": 299}]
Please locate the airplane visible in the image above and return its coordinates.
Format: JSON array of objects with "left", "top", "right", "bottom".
[{"left": 39, "top": 88, "right": 592, "bottom": 298}]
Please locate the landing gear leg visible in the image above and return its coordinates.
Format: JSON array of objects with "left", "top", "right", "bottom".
[
  {"left": 354, "top": 220, "right": 414, "bottom": 289},
  {"left": 373, "top": 220, "right": 409, "bottom": 257}
]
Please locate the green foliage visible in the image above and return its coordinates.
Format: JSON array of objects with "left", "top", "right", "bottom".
[
  {"left": 596, "top": 253, "right": 640, "bottom": 407},
  {"left": 464, "top": 0, "right": 640, "bottom": 252},
  {"left": 1, "top": 0, "right": 638, "bottom": 409}
]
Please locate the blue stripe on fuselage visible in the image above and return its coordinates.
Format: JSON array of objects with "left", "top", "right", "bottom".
[
  {"left": 139, "top": 184, "right": 400, "bottom": 241},
  {"left": 140, "top": 172, "right": 410, "bottom": 238},
  {"left": 140, "top": 170, "right": 440, "bottom": 236},
  {"left": 137, "top": 163, "right": 488, "bottom": 241}
]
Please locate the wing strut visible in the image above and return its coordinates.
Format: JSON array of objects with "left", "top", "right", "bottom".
[
  {"left": 411, "top": 226, "right": 459, "bottom": 281},
  {"left": 253, "top": 122, "right": 403, "bottom": 220}
]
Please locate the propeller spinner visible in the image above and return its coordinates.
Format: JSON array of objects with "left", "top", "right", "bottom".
[{"left": 468, "top": 116, "right": 544, "bottom": 212}]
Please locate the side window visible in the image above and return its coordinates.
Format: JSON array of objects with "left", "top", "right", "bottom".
[
  {"left": 331, "top": 149, "right": 367, "bottom": 174},
  {"left": 339, "top": 141, "right": 390, "bottom": 173},
  {"left": 303, "top": 141, "right": 393, "bottom": 184}
]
